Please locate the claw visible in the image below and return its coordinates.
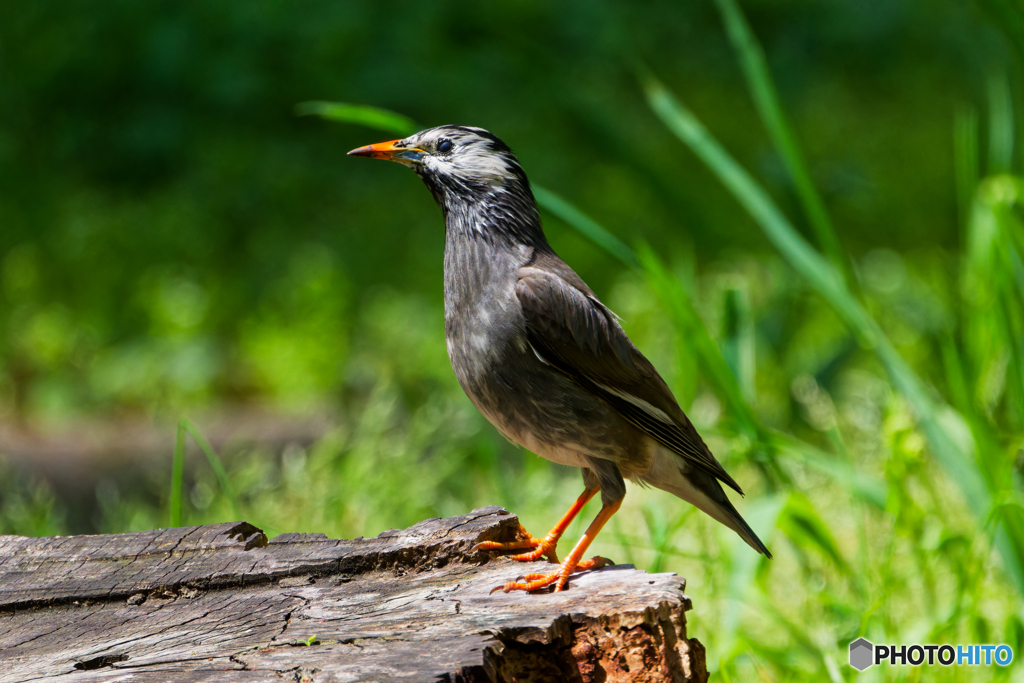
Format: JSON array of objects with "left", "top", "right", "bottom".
[
  {"left": 471, "top": 488, "right": 598, "bottom": 565},
  {"left": 470, "top": 538, "right": 539, "bottom": 554},
  {"left": 489, "top": 499, "right": 622, "bottom": 594},
  {"left": 488, "top": 556, "right": 616, "bottom": 594}
]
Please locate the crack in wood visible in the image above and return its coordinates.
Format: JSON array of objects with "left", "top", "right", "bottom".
[{"left": 73, "top": 654, "right": 128, "bottom": 671}]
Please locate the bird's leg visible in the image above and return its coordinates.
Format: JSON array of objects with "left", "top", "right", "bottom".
[
  {"left": 471, "top": 487, "right": 597, "bottom": 564},
  {"left": 493, "top": 498, "right": 622, "bottom": 593}
]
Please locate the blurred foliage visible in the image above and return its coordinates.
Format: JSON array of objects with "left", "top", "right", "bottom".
[
  {"left": 0, "top": 0, "right": 1010, "bottom": 420},
  {"left": 2, "top": 0, "right": 1024, "bottom": 680}
]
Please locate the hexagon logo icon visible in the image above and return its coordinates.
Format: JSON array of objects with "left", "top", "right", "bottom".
[{"left": 850, "top": 638, "right": 874, "bottom": 671}]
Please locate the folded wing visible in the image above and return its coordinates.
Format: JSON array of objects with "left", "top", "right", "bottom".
[{"left": 516, "top": 262, "right": 743, "bottom": 495}]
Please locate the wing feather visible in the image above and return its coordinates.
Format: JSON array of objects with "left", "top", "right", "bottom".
[{"left": 516, "top": 263, "right": 742, "bottom": 494}]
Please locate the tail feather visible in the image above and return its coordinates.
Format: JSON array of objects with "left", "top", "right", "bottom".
[{"left": 643, "top": 446, "right": 772, "bottom": 558}]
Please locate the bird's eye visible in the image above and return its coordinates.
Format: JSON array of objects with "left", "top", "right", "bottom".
[{"left": 437, "top": 139, "right": 453, "bottom": 154}]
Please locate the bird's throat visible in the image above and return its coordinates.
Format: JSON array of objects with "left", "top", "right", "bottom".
[
  {"left": 432, "top": 179, "right": 552, "bottom": 363},
  {"left": 437, "top": 182, "right": 548, "bottom": 249}
]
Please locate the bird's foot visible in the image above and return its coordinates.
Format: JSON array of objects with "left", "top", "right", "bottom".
[
  {"left": 489, "top": 555, "right": 613, "bottom": 594},
  {"left": 487, "top": 497, "right": 622, "bottom": 595},
  {"left": 470, "top": 524, "right": 560, "bottom": 563},
  {"left": 471, "top": 489, "right": 601, "bottom": 566}
]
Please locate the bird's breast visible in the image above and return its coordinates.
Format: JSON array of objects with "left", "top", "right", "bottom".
[
  {"left": 443, "top": 236, "right": 529, "bottom": 376},
  {"left": 440, "top": 233, "right": 652, "bottom": 477},
  {"left": 442, "top": 236, "right": 540, "bottom": 440},
  {"left": 443, "top": 269, "right": 526, "bottom": 383}
]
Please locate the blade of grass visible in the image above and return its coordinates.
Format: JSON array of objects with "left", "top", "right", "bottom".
[
  {"left": 637, "top": 243, "right": 763, "bottom": 443},
  {"left": 966, "top": 178, "right": 1024, "bottom": 424},
  {"left": 769, "top": 431, "right": 887, "bottom": 510},
  {"left": 968, "top": 181, "right": 1024, "bottom": 564},
  {"left": 987, "top": 181, "right": 1024, "bottom": 415},
  {"left": 609, "top": 517, "right": 639, "bottom": 568},
  {"left": 721, "top": 493, "right": 784, "bottom": 655},
  {"left": 639, "top": 242, "right": 800, "bottom": 488},
  {"left": 643, "top": 73, "right": 1024, "bottom": 594},
  {"left": 777, "top": 491, "right": 850, "bottom": 575},
  {"left": 998, "top": 283, "right": 1024, "bottom": 414},
  {"left": 713, "top": 0, "right": 854, "bottom": 290},
  {"left": 954, "top": 107, "right": 980, "bottom": 230},
  {"left": 977, "top": 0, "right": 1024, "bottom": 63},
  {"left": 940, "top": 334, "right": 972, "bottom": 416},
  {"left": 169, "top": 421, "right": 185, "bottom": 527},
  {"left": 181, "top": 417, "right": 241, "bottom": 521},
  {"left": 751, "top": 593, "right": 847, "bottom": 682},
  {"left": 644, "top": 76, "right": 868, "bottom": 337},
  {"left": 296, "top": 101, "right": 419, "bottom": 137},
  {"left": 533, "top": 185, "right": 640, "bottom": 271},
  {"left": 642, "top": 501, "right": 697, "bottom": 574},
  {"left": 721, "top": 283, "right": 756, "bottom": 403},
  {"left": 987, "top": 73, "right": 1014, "bottom": 174}
]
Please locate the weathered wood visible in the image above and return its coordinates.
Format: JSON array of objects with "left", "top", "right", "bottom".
[{"left": 0, "top": 507, "right": 707, "bottom": 682}]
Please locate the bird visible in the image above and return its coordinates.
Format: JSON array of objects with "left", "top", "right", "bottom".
[{"left": 349, "top": 125, "right": 770, "bottom": 593}]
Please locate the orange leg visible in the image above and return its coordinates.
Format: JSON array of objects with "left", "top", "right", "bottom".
[
  {"left": 494, "top": 499, "right": 622, "bottom": 593},
  {"left": 471, "top": 488, "right": 597, "bottom": 564}
]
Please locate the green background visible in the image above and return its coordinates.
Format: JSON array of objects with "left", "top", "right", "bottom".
[{"left": 2, "top": 1, "right": 1023, "bottom": 679}]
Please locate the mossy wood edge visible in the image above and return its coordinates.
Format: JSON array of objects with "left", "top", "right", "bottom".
[{"left": 0, "top": 507, "right": 707, "bottom": 682}]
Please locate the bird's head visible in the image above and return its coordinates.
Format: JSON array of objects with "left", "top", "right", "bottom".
[
  {"left": 349, "top": 125, "right": 533, "bottom": 207},
  {"left": 350, "top": 125, "right": 548, "bottom": 248}
]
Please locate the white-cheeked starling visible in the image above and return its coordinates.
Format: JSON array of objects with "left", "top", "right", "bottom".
[{"left": 350, "top": 125, "right": 771, "bottom": 593}]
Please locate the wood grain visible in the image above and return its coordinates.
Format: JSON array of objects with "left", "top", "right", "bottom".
[{"left": 0, "top": 507, "right": 707, "bottom": 682}]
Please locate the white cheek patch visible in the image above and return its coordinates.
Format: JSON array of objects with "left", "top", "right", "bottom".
[
  {"left": 432, "top": 145, "right": 513, "bottom": 186},
  {"left": 459, "top": 146, "right": 513, "bottom": 182}
]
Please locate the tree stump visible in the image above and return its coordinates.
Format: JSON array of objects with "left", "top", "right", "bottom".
[{"left": 0, "top": 506, "right": 708, "bottom": 682}]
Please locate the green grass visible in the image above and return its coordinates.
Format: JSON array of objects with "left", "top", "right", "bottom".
[
  {"left": 2, "top": 3, "right": 1023, "bottom": 681},
  {"left": 169, "top": 417, "right": 240, "bottom": 527}
]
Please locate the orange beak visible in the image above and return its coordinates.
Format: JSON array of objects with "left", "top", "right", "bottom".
[{"left": 347, "top": 139, "right": 425, "bottom": 164}]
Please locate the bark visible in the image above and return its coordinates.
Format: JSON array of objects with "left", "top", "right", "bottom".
[{"left": 0, "top": 507, "right": 707, "bottom": 683}]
